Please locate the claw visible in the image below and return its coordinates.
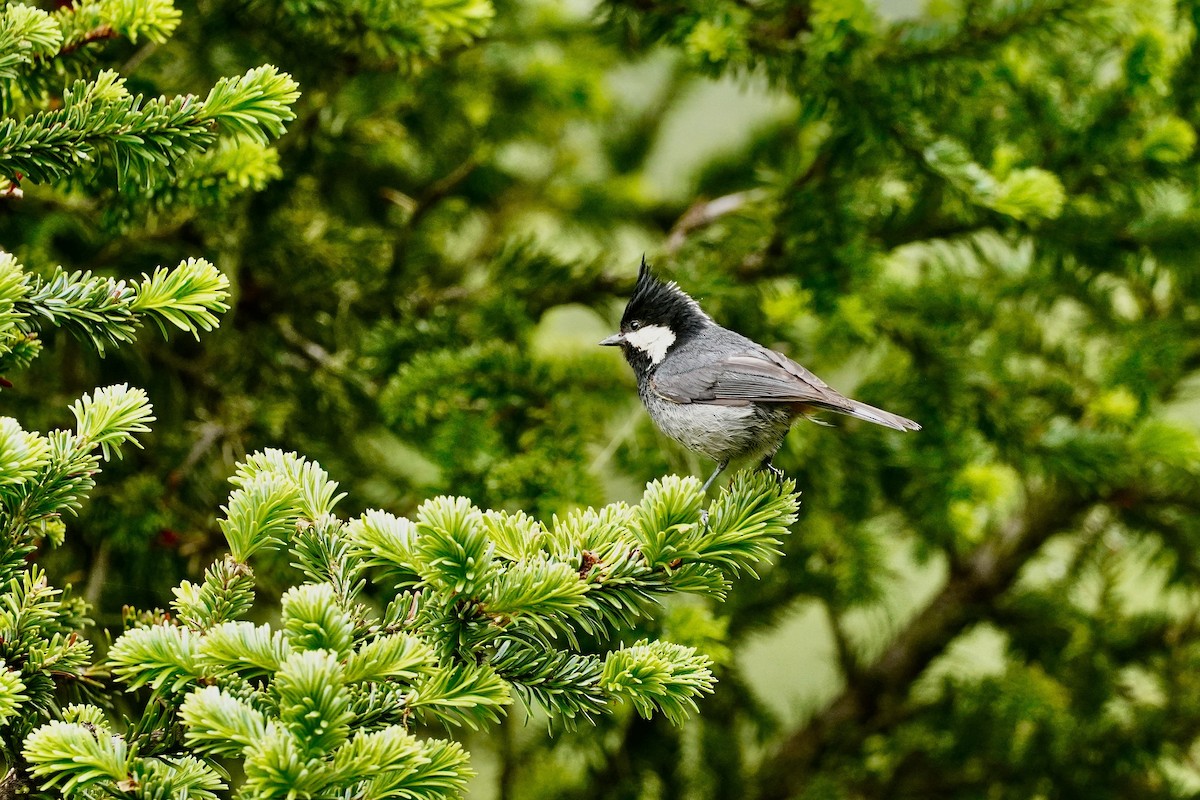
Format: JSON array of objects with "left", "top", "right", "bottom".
[
  {"left": 756, "top": 456, "right": 786, "bottom": 485},
  {"left": 699, "top": 508, "right": 710, "bottom": 530}
]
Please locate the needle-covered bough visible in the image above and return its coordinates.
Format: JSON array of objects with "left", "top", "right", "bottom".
[{"left": 22, "top": 450, "right": 799, "bottom": 799}]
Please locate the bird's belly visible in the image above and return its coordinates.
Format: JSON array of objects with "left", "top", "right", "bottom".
[{"left": 642, "top": 392, "right": 793, "bottom": 463}]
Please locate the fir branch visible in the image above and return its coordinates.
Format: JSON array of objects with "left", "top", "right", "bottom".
[
  {"left": 107, "top": 623, "right": 201, "bottom": 692},
  {"left": 0, "top": 65, "right": 298, "bottom": 186},
  {"left": 232, "top": 448, "right": 345, "bottom": 520},
  {"left": 0, "top": 664, "right": 28, "bottom": 728},
  {"left": 280, "top": 583, "right": 354, "bottom": 657},
  {"left": 0, "top": 251, "right": 29, "bottom": 344},
  {"left": 0, "top": 5, "right": 62, "bottom": 81},
  {"left": 575, "top": 544, "right": 664, "bottom": 637},
  {"left": 129, "top": 258, "right": 229, "bottom": 338},
  {"left": 325, "top": 725, "right": 426, "bottom": 786},
  {"left": 54, "top": 0, "right": 183, "bottom": 50},
  {"left": 290, "top": 519, "right": 367, "bottom": 606},
  {"left": 345, "top": 509, "right": 422, "bottom": 588},
  {"left": 483, "top": 554, "right": 589, "bottom": 629},
  {"left": 600, "top": 639, "right": 715, "bottom": 725},
  {"left": 17, "top": 257, "right": 231, "bottom": 357},
  {"left": 0, "top": 430, "right": 98, "bottom": 538},
  {"left": 22, "top": 719, "right": 129, "bottom": 795},
  {"left": 32, "top": 447, "right": 801, "bottom": 797},
  {"left": 179, "top": 685, "right": 269, "bottom": 759},
  {"left": 343, "top": 632, "right": 434, "bottom": 683},
  {"left": 197, "top": 621, "right": 290, "bottom": 677},
  {"left": 414, "top": 496, "right": 498, "bottom": 597},
  {"left": 346, "top": 681, "right": 410, "bottom": 731},
  {"left": 630, "top": 475, "right": 705, "bottom": 568},
  {"left": 217, "top": 473, "right": 302, "bottom": 562},
  {"left": 19, "top": 266, "right": 138, "bottom": 355},
  {"left": 662, "top": 562, "right": 730, "bottom": 598},
  {"left": 69, "top": 383, "right": 153, "bottom": 461},
  {"left": 359, "top": 737, "right": 471, "bottom": 800},
  {"left": 2, "top": 385, "right": 154, "bottom": 537},
  {"left": 697, "top": 471, "right": 800, "bottom": 577},
  {"left": 171, "top": 554, "right": 257, "bottom": 629},
  {"left": 0, "top": 417, "right": 50, "bottom": 490},
  {"left": 490, "top": 634, "right": 605, "bottom": 724},
  {"left": 482, "top": 509, "right": 546, "bottom": 561},
  {"left": 199, "top": 65, "right": 301, "bottom": 145},
  {"left": 55, "top": 22, "right": 117, "bottom": 55},
  {"left": 124, "top": 756, "right": 225, "bottom": 800},
  {"left": 240, "top": 724, "right": 329, "bottom": 798},
  {"left": 0, "top": 568, "right": 81, "bottom": 659},
  {"left": 274, "top": 649, "right": 354, "bottom": 758},
  {"left": 407, "top": 661, "right": 511, "bottom": 729}
]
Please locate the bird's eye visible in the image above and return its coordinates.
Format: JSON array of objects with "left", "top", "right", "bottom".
[{"left": 628, "top": 320, "right": 643, "bottom": 331}]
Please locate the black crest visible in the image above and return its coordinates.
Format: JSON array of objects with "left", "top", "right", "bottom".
[{"left": 621, "top": 256, "right": 711, "bottom": 340}]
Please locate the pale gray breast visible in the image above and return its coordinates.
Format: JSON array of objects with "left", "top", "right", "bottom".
[{"left": 638, "top": 385, "right": 794, "bottom": 463}]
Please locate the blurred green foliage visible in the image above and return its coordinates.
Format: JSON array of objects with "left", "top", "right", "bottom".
[{"left": 6, "top": 0, "right": 1200, "bottom": 797}]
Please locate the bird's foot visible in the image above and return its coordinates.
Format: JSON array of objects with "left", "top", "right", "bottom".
[
  {"left": 758, "top": 460, "right": 786, "bottom": 485},
  {"left": 699, "top": 507, "right": 710, "bottom": 530}
]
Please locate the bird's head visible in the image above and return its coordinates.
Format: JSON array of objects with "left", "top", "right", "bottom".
[{"left": 600, "top": 257, "right": 713, "bottom": 372}]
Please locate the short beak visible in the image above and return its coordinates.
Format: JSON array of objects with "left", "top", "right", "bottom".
[{"left": 599, "top": 333, "right": 625, "bottom": 347}]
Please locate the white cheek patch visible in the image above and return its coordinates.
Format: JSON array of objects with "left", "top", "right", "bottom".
[{"left": 625, "top": 324, "right": 676, "bottom": 365}]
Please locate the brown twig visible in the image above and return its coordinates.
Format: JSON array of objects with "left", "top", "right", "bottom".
[
  {"left": 275, "top": 317, "right": 377, "bottom": 398},
  {"left": 823, "top": 599, "right": 860, "bottom": 683},
  {"left": 664, "top": 188, "right": 768, "bottom": 254},
  {"left": 56, "top": 25, "right": 118, "bottom": 57},
  {"left": 399, "top": 157, "right": 480, "bottom": 230}
]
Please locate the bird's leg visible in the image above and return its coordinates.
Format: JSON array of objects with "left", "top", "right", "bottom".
[
  {"left": 698, "top": 460, "right": 728, "bottom": 528},
  {"left": 700, "top": 460, "right": 729, "bottom": 494},
  {"left": 757, "top": 451, "right": 786, "bottom": 484}
]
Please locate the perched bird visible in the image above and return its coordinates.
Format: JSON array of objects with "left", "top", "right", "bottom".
[{"left": 601, "top": 259, "right": 920, "bottom": 494}]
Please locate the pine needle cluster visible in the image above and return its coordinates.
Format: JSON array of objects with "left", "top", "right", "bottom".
[{"left": 16, "top": 450, "right": 797, "bottom": 798}]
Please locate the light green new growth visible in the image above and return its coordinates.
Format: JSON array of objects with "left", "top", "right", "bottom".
[
  {"left": 0, "top": 0, "right": 298, "bottom": 193},
  {"left": 56, "top": 0, "right": 183, "bottom": 48},
  {"left": 0, "top": 6, "right": 60, "bottom": 82},
  {"left": 23, "top": 720, "right": 131, "bottom": 795},
  {"left": 0, "top": 66, "right": 299, "bottom": 186},
  {"left": 25, "top": 450, "right": 800, "bottom": 799},
  {"left": 0, "top": 250, "right": 230, "bottom": 370},
  {"left": 1, "top": 385, "right": 154, "bottom": 538},
  {"left": 0, "top": 663, "right": 27, "bottom": 728},
  {"left": 0, "top": 249, "right": 233, "bottom": 772},
  {"left": 0, "top": 4, "right": 305, "bottom": 796}
]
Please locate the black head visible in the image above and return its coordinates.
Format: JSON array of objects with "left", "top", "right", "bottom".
[{"left": 599, "top": 257, "right": 712, "bottom": 373}]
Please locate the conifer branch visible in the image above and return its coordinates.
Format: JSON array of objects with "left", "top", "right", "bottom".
[
  {"left": 756, "top": 488, "right": 1097, "bottom": 799},
  {"left": 0, "top": 5, "right": 61, "bottom": 81},
  {"left": 6, "top": 253, "right": 230, "bottom": 360},
  {"left": 21, "top": 450, "right": 800, "bottom": 798},
  {"left": 0, "top": 66, "right": 298, "bottom": 186},
  {"left": 263, "top": 0, "right": 494, "bottom": 67},
  {"left": 55, "top": 0, "right": 183, "bottom": 52},
  {"left": 1, "top": 385, "right": 154, "bottom": 539},
  {"left": 887, "top": 0, "right": 1097, "bottom": 62}
]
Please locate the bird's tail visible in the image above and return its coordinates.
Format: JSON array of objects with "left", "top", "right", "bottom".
[{"left": 817, "top": 398, "right": 921, "bottom": 432}]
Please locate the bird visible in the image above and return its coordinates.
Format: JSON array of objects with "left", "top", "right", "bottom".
[{"left": 600, "top": 258, "right": 920, "bottom": 496}]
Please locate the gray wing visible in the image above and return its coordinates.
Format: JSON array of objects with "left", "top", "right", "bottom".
[
  {"left": 651, "top": 347, "right": 855, "bottom": 411},
  {"left": 651, "top": 347, "right": 922, "bottom": 431}
]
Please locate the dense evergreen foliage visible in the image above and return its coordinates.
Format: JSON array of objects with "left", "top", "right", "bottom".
[{"left": 4, "top": 0, "right": 1200, "bottom": 797}]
